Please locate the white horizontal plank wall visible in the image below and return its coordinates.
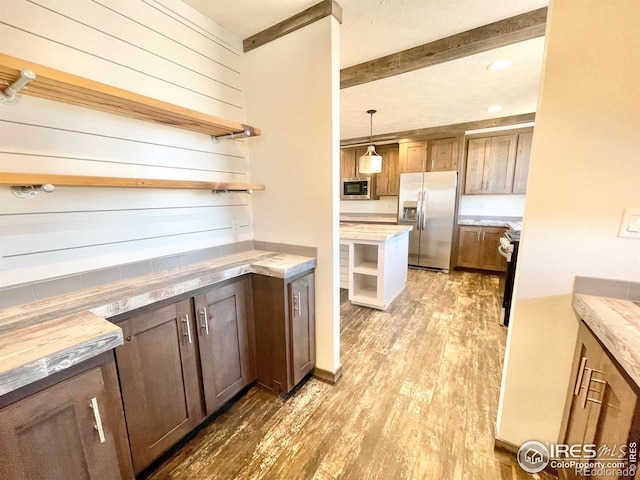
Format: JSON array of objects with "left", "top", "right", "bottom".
[
  {"left": 339, "top": 244, "right": 349, "bottom": 289},
  {"left": 0, "top": 0, "right": 254, "bottom": 288}
]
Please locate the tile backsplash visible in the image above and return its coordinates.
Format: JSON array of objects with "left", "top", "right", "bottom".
[
  {"left": 574, "top": 276, "right": 640, "bottom": 301},
  {"left": 0, "top": 240, "right": 256, "bottom": 309}
]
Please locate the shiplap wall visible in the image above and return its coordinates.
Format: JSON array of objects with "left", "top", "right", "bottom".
[{"left": 0, "top": 0, "right": 254, "bottom": 288}]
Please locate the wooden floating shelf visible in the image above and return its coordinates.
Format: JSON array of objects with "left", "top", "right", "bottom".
[
  {"left": 0, "top": 172, "right": 265, "bottom": 192},
  {"left": 0, "top": 53, "right": 261, "bottom": 139}
]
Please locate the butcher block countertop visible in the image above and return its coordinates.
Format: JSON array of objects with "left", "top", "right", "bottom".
[
  {"left": 340, "top": 223, "right": 413, "bottom": 242},
  {"left": 0, "top": 250, "right": 316, "bottom": 396},
  {"left": 573, "top": 293, "right": 640, "bottom": 386}
]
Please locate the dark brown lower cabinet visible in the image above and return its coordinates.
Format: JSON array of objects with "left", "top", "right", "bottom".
[
  {"left": 115, "top": 300, "right": 203, "bottom": 474},
  {"left": 253, "top": 270, "right": 316, "bottom": 395},
  {"left": 194, "top": 277, "right": 256, "bottom": 416},
  {"left": 0, "top": 356, "right": 134, "bottom": 480},
  {"left": 561, "top": 321, "right": 640, "bottom": 480}
]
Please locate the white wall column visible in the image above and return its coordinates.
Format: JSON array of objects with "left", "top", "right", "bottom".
[
  {"left": 496, "top": 0, "right": 640, "bottom": 446},
  {"left": 244, "top": 17, "right": 341, "bottom": 376}
]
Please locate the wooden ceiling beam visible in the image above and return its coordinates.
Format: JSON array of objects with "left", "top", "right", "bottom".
[
  {"left": 340, "top": 7, "right": 547, "bottom": 89},
  {"left": 243, "top": 0, "right": 343, "bottom": 53},
  {"left": 340, "top": 113, "right": 536, "bottom": 146}
]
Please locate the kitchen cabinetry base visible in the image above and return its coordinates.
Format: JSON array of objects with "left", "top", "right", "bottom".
[{"left": 252, "top": 270, "right": 316, "bottom": 396}]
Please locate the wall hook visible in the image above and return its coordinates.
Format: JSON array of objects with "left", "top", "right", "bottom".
[
  {"left": 11, "top": 184, "right": 55, "bottom": 199},
  {"left": 1, "top": 69, "right": 36, "bottom": 105}
]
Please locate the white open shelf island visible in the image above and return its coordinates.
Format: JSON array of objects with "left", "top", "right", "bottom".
[{"left": 340, "top": 224, "right": 413, "bottom": 310}]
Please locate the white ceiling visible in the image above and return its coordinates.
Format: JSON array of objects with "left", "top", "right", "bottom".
[{"left": 182, "top": 0, "right": 548, "bottom": 140}]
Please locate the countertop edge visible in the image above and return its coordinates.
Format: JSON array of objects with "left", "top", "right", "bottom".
[
  {"left": 572, "top": 293, "right": 640, "bottom": 387},
  {"left": 340, "top": 224, "right": 413, "bottom": 242}
]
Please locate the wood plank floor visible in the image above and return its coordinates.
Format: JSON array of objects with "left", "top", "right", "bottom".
[{"left": 147, "top": 269, "right": 556, "bottom": 480}]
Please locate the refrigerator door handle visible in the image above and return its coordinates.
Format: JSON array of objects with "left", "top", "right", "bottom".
[{"left": 422, "top": 191, "right": 428, "bottom": 231}]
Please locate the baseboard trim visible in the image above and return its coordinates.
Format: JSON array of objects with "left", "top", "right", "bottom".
[
  {"left": 495, "top": 438, "right": 559, "bottom": 478},
  {"left": 494, "top": 437, "right": 519, "bottom": 454},
  {"left": 313, "top": 366, "right": 343, "bottom": 385}
]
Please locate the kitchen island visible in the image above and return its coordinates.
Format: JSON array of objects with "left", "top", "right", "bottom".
[{"left": 340, "top": 223, "right": 413, "bottom": 310}]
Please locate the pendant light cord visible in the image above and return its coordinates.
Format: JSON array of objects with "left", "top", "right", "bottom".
[{"left": 367, "top": 109, "right": 376, "bottom": 147}]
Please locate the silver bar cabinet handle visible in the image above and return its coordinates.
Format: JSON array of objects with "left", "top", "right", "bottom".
[
  {"left": 574, "top": 357, "right": 588, "bottom": 395},
  {"left": 293, "top": 293, "right": 301, "bottom": 316},
  {"left": 200, "top": 307, "right": 209, "bottom": 335},
  {"left": 183, "top": 315, "right": 192, "bottom": 344},
  {"left": 90, "top": 397, "right": 106, "bottom": 444}
]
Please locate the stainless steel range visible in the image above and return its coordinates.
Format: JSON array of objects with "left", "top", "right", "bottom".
[{"left": 498, "top": 229, "right": 520, "bottom": 326}]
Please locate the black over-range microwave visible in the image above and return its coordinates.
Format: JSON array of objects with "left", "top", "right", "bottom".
[{"left": 341, "top": 177, "right": 375, "bottom": 200}]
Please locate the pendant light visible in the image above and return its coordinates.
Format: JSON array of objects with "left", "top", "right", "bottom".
[{"left": 359, "top": 109, "right": 382, "bottom": 174}]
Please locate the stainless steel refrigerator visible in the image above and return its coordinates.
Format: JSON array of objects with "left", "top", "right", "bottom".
[{"left": 397, "top": 171, "right": 457, "bottom": 271}]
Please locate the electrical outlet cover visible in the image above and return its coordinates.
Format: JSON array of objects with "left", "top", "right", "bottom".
[{"left": 618, "top": 208, "right": 640, "bottom": 239}]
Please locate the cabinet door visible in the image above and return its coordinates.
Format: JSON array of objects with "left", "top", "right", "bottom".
[
  {"left": 194, "top": 278, "right": 254, "bottom": 416},
  {"left": 399, "top": 141, "right": 428, "bottom": 173},
  {"left": 512, "top": 132, "right": 533, "bottom": 194},
  {"left": 593, "top": 353, "right": 639, "bottom": 467},
  {"left": 563, "top": 322, "right": 640, "bottom": 480},
  {"left": 478, "top": 227, "right": 507, "bottom": 272},
  {"left": 565, "top": 323, "right": 606, "bottom": 451},
  {"left": 0, "top": 362, "right": 133, "bottom": 480},
  {"left": 484, "top": 134, "right": 518, "bottom": 193},
  {"left": 465, "top": 138, "right": 491, "bottom": 193},
  {"left": 115, "top": 300, "right": 202, "bottom": 474},
  {"left": 340, "top": 148, "right": 356, "bottom": 179},
  {"left": 429, "top": 137, "right": 459, "bottom": 172},
  {"left": 376, "top": 144, "right": 399, "bottom": 196},
  {"left": 456, "top": 227, "right": 481, "bottom": 268},
  {"left": 289, "top": 273, "right": 316, "bottom": 387}
]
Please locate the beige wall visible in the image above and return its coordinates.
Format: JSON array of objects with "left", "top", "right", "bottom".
[
  {"left": 496, "top": 0, "right": 640, "bottom": 445},
  {"left": 244, "top": 17, "right": 342, "bottom": 375}
]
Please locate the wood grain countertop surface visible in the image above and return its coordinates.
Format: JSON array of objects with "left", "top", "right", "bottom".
[
  {"left": 340, "top": 223, "right": 413, "bottom": 242},
  {"left": 0, "top": 250, "right": 316, "bottom": 396},
  {"left": 339, "top": 213, "right": 397, "bottom": 224},
  {"left": 573, "top": 293, "right": 640, "bottom": 386},
  {"left": 457, "top": 216, "right": 522, "bottom": 230}
]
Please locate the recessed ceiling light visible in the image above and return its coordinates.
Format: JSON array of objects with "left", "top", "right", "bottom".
[
  {"left": 487, "top": 59, "right": 513, "bottom": 70},
  {"left": 487, "top": 105, "right": 503, "bottom": 113}
]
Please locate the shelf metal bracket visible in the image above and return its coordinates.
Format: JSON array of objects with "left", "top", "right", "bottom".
[
  {"left": 212, "top": 189, "right": 253, "bottom": 196},
  {"left": 211, "top": 125, "right": 256, "bottom": 143},
  {"left": 0, "top": 69, "right": 36, "bottom": 106},
  {"left": 11, "top": 184, "right": 56, "bottom": 199}
]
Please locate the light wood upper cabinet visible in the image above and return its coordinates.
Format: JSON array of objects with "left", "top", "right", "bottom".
[
  {"left": 399, "top": 141, "right": 429, "bottom": 173},
  {"left": 340, "top": 146, "right": 378, "bottom": 179},
  {"left": 399, "top": 137, "right": 459, "bottom": 174},
  {"left": 464, "top": 132, "right": 533, "bottom": 194},
  {"left": 376, "top": 144, "right": 400, "bottom": 196},
  {"left": 465, "top": 134, "right": 518, "bottom": 194},
  {"left": 340, "top": 148, "right": 357, "bottom": 179},
  {"left": 429, "top": 137, "right": 459, "bottom": 172},
  {"left": 512, "top": 132, "right": 533, "bottom": 194}
]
